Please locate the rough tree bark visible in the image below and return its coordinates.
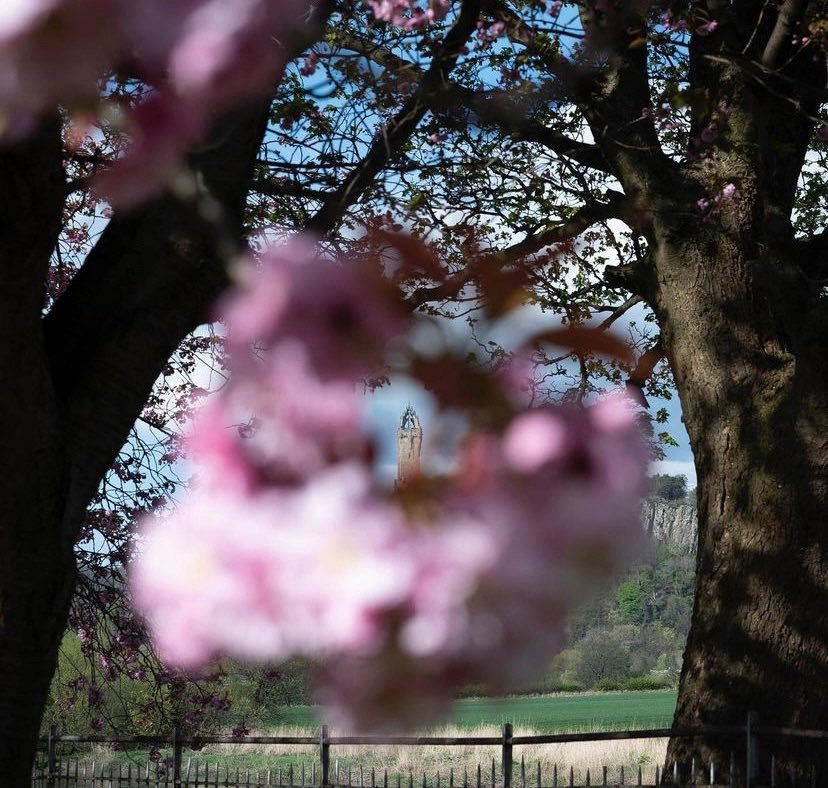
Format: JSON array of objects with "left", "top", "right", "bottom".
[
  {"left": 567, "top": 0, "right": 828, "bottom": 774},
  {"left": 656, "top": 220, "right": 828, "bottom": 784},
  {"left": 651, "top": 35, "right": 827, "bottom": 786}
]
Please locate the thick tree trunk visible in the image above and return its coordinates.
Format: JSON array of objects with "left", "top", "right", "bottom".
[
  {"left": 0, "top": 98, "right": 274, "bottom": 785},
  {"left": 0, "top": 509, "right": 77, "bottom": 788},
  {"left": 658, "top": 231, "right": 828, "bottom": 784},
  {"left": 0, "top": 118, "right": 73, "bottom": 787}
]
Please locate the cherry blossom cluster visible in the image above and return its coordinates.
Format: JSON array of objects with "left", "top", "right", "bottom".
[
  {"left": 690, "top": 102, "right": 732, "bottom": 152},
  {"left": 131, "top": 238, "right": 649, "bottom": 729},
  {"left": 697, "top": 181, "right": 737, "bottom": 219},
  {"left": 368, "top": 0, "right": 451, "bottom": 30},
  {"left": 0, "top": 0, "right": 489, "bottom": 205},
  {"left": 475, "top": 20, "right": 506, "bottom": 44},
  {"left": 641, "top": 103, "right": 682, "bottom": 134},
  {"left": 2, "top": 0, "right": 440, "bottom": 205},
  {"left": 2, "top": 0, "right": 316, "bottom": 201},
  {"left": 793, "top": 17, "right": 828, "bottom": 55},
  {"left": 659, "top": 8, "right": 718, "bottom": 37}
]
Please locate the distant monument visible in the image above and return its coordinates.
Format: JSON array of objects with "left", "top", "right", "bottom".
[{"left": 396, "top": 404, "right": 422, "bottom": 487}]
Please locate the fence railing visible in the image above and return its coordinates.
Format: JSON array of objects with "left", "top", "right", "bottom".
[{"left": 35, "top": 717, "right": 828, "bottom": 788}]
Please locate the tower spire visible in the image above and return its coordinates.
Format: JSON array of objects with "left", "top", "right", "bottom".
[{"left": 396, "top": 405, "right": 422, "bottom": 487}]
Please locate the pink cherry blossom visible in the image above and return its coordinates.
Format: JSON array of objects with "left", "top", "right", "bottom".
[
  {"left": 204, "top": 344, "right": 369, "bottom": 486},
  {"left": 132, "top": 465, "right": 419, "bottom": 667},
  {"left": 167, "top": 0, "right": 297, "bottom": 107},
  {"left": 224, "top": 241, "right": 408, "bottom": 381},
  {"left": 187, "top": 400, "right": 256, "bottom": 494},
  {"left": 502, "top": 409, "right": 566, "bottom": 472},
  {"left": 131, "top": 223, "right": 648, "bottom": 728},
  {"left": 0, "top": 0, "right": 60, "bottom": 39},
  {"left": 368, "top": 0, "right": 451, "bottom": 30},
  {"left": 695, "top": 19, "right": 719, "bottom": 36},
  {"left": 95, "top": 91, "right": 205, "bottom": 207},
  {"left": 661, "top": 10, "right": 687, "bottom": 33},
  {"left": 1, "top": 0, "right": 307, "bottom": 202},
  {"left": 0, "top": 0, "right": 119, "bottom": 134}
]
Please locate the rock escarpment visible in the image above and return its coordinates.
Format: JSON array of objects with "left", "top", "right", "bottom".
[{"left": 641, "top": 498, "right": 698, "bottom": 553}]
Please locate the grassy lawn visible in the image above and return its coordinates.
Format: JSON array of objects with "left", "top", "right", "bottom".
[{"left": 266, "top": 690, "right": 678, "bottom": 732}]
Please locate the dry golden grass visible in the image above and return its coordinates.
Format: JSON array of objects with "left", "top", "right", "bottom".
[
  {"left": 196, "top": 725, "right": 669, "bottom": 785},
  {"left": 68, "top": 726, "right": 693, "bottom": 786}
]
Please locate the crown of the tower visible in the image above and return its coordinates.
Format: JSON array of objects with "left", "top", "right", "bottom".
[{"left": 400, "top": 403, "right": 421, "bottom": 431}]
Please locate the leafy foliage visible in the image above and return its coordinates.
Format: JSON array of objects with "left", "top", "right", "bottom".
[
  {"left": 557, "top": 542, "right": 695, "bottom": 690},
  {"left": 649, "top": 474, "right": 689, "bottom": 502}
]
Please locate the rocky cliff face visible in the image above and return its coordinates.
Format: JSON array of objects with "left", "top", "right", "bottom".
[{"left": 641, "top": 498, "right": 698, "bottom": 553}]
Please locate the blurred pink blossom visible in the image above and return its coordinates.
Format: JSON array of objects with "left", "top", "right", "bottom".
[
  {"left": 502, "top": 409, "right": 566, "bottom": 472},
  {"left": 132, "top": 230, "right": 648, "bottom": 728},
  {"left": 217, "top": 343, "right": 370, "bottom": 484},
  {"left": 0, "top": 0, "right": 118, "bottom": 133},
  {"left": 95, "top": 91, "right": 205, "bottom": 206},
  {"left": 695, "top": 19, "right": 718, "bottom": 36},
  {"left": 133, "top": 465, "right": 419, "bottom": 667},
  {"left": 0, "top": 0, "right": 304, "bottom": 202},
  {"left": 224, "top": 241, "right": 408, "bottom": 381}
]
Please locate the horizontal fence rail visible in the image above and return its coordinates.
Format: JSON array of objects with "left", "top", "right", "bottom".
[
  {"left": 37, "top": 727, "right": 748, "bottom": 747},
  {"left": 34, "top": 718, "right": 825, "bottom": 788}
]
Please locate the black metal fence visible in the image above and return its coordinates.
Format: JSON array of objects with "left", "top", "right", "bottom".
[{"left": 33, "top": 718, "right": 828, "bottom": 788}]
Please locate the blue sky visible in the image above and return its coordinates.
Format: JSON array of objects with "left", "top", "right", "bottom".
[{"left": 363, "top": 376, "right": 696, "bottom": 489}]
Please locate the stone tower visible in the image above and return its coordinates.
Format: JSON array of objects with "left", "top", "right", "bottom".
[{"left": 396, "top": 404, "right": 422, "bottom": 487}]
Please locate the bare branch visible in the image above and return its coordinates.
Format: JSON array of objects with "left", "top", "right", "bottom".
[
  {"left": 625, "top": 337, "right": 665, "bottom": 408},
  {"left": 761, "top": 0, "right": 809, "bottom": 68},
  {"left": 407, "top": 194, "right": 627, "bottom": 308},
  {"left": 597, "top": 295, "right": 644, "bottom": 330},
  {"left": 329, "top": 29, "right": 612, "bottom": 173},
  {"left": 305, "top": 0, "right": 483, "bottom": 235}
]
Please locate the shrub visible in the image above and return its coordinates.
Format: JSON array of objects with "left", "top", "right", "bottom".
[
  {"left": 455, "top": 683, "right": 489, "bottom": 699},
  {"left": 649, "top": 474, "right": 688, "bottom": 501},
  {"left": 595, "top": 678, "right": 623, "bottom": 691},
  {"left": 616, "top": 580, "right": 644, "bottom": 624},
  {"left": 546, "top": 679, "right": 584, "bottom": 693},
  {"left": 574, "top": 636, "right": 631, "bottom": 688},
  {"left": 624, "top": 675, "right": 672, "bottom": 691}
]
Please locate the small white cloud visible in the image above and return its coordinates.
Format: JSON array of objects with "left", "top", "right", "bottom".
[{"left": 650, "top": 459, "right": 697, "bottom": 488}]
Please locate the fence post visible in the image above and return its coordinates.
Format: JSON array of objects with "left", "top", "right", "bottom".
[
  {"left": 320, "top": 725, "right": 330, "bottom": 787},
  {"left": 501, "top": 724, "right": 513, "bottom": 788},
  {"left": 47, "top": 723, "right": 57, "bottom": 788},
  {"left": 172, "top": 724, "right": 183, "bottom": 788},
  {"left": 745, "top": 711, "right": 758, "bottom": 788}
]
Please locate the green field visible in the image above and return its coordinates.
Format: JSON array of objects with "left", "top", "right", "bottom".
[{"left": 268, "top": 690, "right": 677, "bottom": 732}]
